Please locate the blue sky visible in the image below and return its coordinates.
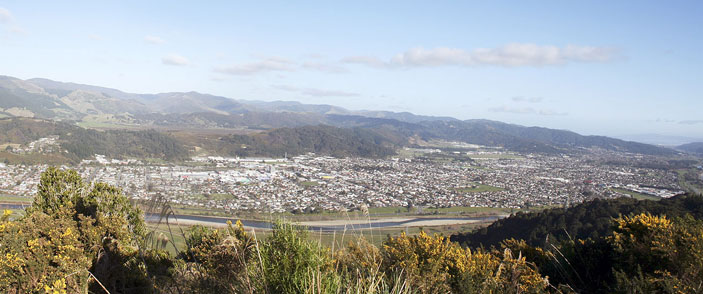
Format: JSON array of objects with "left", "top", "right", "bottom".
[{"left": 1, "top": 1, "right": 701, "bottom": 137}]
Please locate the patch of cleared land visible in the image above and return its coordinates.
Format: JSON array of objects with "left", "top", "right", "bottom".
[
  {"left": 300, "top": 181, "right": 319, "bottom": 187},
  {"left": 455, "top": 183, "right": 505, "bottom": 193},
  {"left": 468, "top": 154, "right": 523, "bottom": 159},
  {"left": 0, "top": 194, "right": 33, "bottom": 203},
  {"left": 610, "top": 187, "right": 661, "bottom": 201}
]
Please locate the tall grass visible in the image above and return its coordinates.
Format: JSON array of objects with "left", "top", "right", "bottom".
[{"left": 138, "top": 203, "right": 549, "bottom": 294}]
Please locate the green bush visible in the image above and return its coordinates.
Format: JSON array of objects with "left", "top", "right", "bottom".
[{"left": 260, "top": 221, "right": 339, "bottom": 294}]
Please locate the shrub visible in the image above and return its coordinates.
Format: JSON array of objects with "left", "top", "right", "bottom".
[
  {"left": 260, "top": 221, "right": 339, "bottom": 294},
  {"left": 382, "top": 231, "right": 548, "bottom": 294},
  {"left": 0, "top": 167, "right": 156, "bottom": 293},
  {"left": 609, "top": 213, "right": 703, "bottom": 293}
]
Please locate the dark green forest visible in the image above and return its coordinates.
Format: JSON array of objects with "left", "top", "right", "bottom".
[
  {"left": 0, "top": 118, "right": 189, "bottom": 161},
  {"left": 218, "top": 125, "right": 397, "bottom": 158},
  {"left": 451, "top": 194, "right": 703, "bottom": 248},
  {"left": 452, "top": 193, "right": 703, "bottom": 293}
]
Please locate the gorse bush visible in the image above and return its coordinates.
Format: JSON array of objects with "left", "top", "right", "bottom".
[
  {"left": 0, "top": 167, "right": 153, "bottom": 293},
  {"left": 381, "top": 231, "right": 548, "bottom": 294},
  {"left": 1, "top": 168, "right": 702, "bottom": 293},
  {"left": 609, "top": 213, "right": 703, "bottom": 293}
]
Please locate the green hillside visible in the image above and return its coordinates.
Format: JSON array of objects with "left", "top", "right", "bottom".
[
  {"left": 451, "top": 193, "right": 703, "bottom": 248},
  {"left": 218, "top": 125, "right": 397, "bottom": 158},
  {"left": 0, "top": 117, "right": 190, "bottom": 162}
]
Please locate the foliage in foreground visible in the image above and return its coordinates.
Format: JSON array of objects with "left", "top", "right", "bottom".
[
  {"left": 451, "top": 194, "right": 703, "bottom": 248},
  {"left": 1, "top": 168, "right": 702, "bottom": 293},
  {"left": 500, "top": 210, "right": 703, "bottom": 293}
]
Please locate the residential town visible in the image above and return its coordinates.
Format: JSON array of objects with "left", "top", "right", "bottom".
[{"left": 0, "top": 149, "right": 688, "bottom": 213}]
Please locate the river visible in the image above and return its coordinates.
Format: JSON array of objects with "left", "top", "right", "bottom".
[{"left": 1, "top": 203, "right": 506, "bottom": 232}]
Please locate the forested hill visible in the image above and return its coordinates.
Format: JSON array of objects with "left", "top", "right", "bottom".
[
  {"left": 677, "top": 142, "right": 703, "bottom": 155},
  {"left": 0, "top": 117, "right": 189, "bottom": 161},
  {"left": 217, "top": 125, "right": 397, "bottom": 158},
  {"left": 61, "top": 128, "right": 189, "bottom": 161},
  {"left": 451, "top": 194, "right": 703, "bottom": 248}
]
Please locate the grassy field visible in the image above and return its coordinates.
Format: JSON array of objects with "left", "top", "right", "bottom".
[
  {"left": 455, "top": 183, "right": 505, "bottom": 193},
  {"left": 367, "top": 205, "right": 512, "bottom": 215},
  {"left": 677, "top": 169, "right": 703, "bottom": 195},
  {"left": 77, "top": 118, "right": 144, "bottom": 130},
  {"left": 167, "top": 201, "right": 515, "bottom": 221},
  {"left": 0, "top": 151, "right": 71, "bottom": 165},
  {"left": 610, "top": 188, "right": 661, "bottom": 201},
  {"left": 145, "top": 222, "right": 188, "bottom": 255},
  {"left": 300, "top": 181, "right": 319, "bottom": 187},
  {"left": 0, "top": 194, "right": 33, "bottom": 203},
  {"left": 468, "top": 154, "right": 523, "bottom": 159},
  {"left": 423, "top": 206, "right": 513, "bottom": 214},
  {"left": 0, "top": 195, "right": 28, "bottom": 221},
  {"left": 395, "top": 149, "right": 427, "bottom": 158},
  {"left": 146, "top": 216, "right": 491, "bottom": 255}
]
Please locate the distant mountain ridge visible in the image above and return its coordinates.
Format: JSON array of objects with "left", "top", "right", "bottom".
[
  {"left": 0, "top": 75, "right": 679, "bottom": 156},
  {"left": 677, "top": 142, "right": 703, "bottom": 155},
  {"left": 614, "top": 134, "right": 703, "bottom": 146}
]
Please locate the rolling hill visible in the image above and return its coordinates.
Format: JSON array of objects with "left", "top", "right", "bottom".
[
  {"left": 677, "top": 142, "right": 703, "bottom": 155},
  {"left": 0, "top": 117, "right": 189, "bottom": 162},
  {"left": 0, "top": 75, "right": 681, "bottom": 156}
]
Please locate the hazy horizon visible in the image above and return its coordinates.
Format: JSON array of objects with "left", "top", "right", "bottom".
[{"left": 1, "top": 1, "right": 701, "bottom": 137}]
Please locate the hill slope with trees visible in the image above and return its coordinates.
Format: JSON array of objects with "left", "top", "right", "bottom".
[
  {"left": 677, "top": 142, "right": 703, "bottom": 155},
  {"left": 217, "top": 125, "right": 398, "bottom": 158},
  {"left": 451, "top": 194, "right": 703, "bottom": 249},
  {"left": 0, "top": 117, "right": 190, "bottom": 161}
]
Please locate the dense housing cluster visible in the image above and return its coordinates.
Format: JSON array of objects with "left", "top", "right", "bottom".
[{"left": 0, "top": 149, "right": 685, "bottom": 213}]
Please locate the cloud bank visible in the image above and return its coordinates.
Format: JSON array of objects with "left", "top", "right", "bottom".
[
  {"left": 273, "top": 85, "right": 359, "bottom": 97},
  {"left": 144, "top": 35, "right": 165, "bottom": 44},
  {"left": 215, "top": 57, "right": 294, "bottom": 75},
  {"left": 0, "top": 7, "right": 25, "bottom": 35},
  {"left": 489, "top": 105, "right": 567, "bottom": 116},
  {"left": 679, "top": 120, "right": 703, "bottom": 125},
  {"left": 0, "top": 7, "right": 12, "bottom": 23},
  {"left": 162, "top": 54, "right": 190, "bottom": 66},
  {"left": 302, "top": 62, "right": 348, "bottom": 73},
  {"left": 512, "top": 96, "right": 544, "bottom": 103},
  {"left": 344, "top": 43, "right": 617, "bottom": 68}
]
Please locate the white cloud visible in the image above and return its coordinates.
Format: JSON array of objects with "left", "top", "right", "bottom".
[
  {"left": 341, "top": 56, "right": 388, "bottom": 68},
  {"left": 489, "top": 106, "right": 536, "bottom": 114},
  {"left": 273, "top": 85, "right": 359, "bottom": 97},
  {"left": 144, "top": 35, "right": 165, "bottom": 44},
  {"left": 302, "top": 61, "right": 348, "bottom": 73},
  {"left": 162, "top": 54, "right": 190, "bottom": 66},
  {"left": 344, "top": 43, "right": 617, "bottom": 68},
  {"left": 655, "top": 118, "right": 676, "bottom": 123},
  {"left": 8, "top": 25, "right": 25, "bottom": 35},
  {"left": 215, "top": 57, "right": 294, "bottom": 75},
  {"left": 538, "top": 109, "right": 568, "bottom": 116},
  {"left": 489, "top": 105, "right": 567, "bottom": 116},
  {"left": 512, "top": 96, "right": 543, "bottom": 103},
  {"left": 679, "top": 120, "right": 703, "bottom": 125},
  {"left": 0, "top": 7, "right": 12, "bottom": 23},
  {"left": 88, "top": 34, "right": 103, "bottom": 41},
  {"left": 0, "top": 7, "right": 26, "bottom": 35}
]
